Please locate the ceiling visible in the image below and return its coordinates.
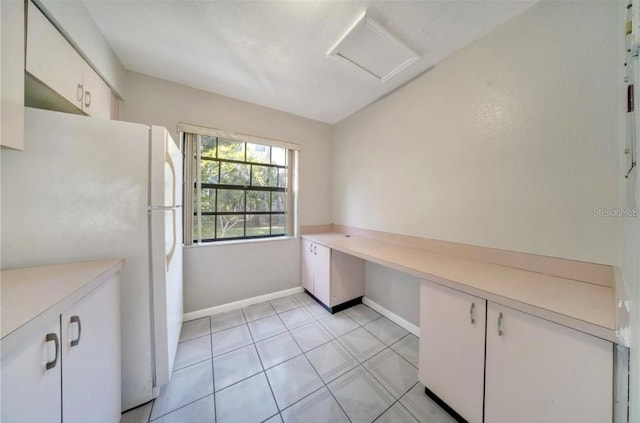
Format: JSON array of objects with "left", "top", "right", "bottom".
[{"left": 83, "top": 1, "right": 536, "bottom": 124}]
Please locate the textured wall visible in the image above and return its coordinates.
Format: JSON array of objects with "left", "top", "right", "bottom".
[{"left": 334, "top": 1, "right": 621, "bottom": 266}]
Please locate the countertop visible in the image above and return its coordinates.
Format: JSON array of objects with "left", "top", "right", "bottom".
[
  {"left": 1, "top": 259, "right": 124, "bottom": 341},
  {"left": 302, "top": 232, "right": 618, "bottom": 343}
]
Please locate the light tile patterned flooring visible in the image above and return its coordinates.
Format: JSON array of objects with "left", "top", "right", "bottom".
[{"left": 120, "top": 292, "right": 457, "bottom": 423}]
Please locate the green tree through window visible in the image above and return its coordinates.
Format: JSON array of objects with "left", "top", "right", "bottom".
[{"left": 191, "top": 135, "right": 289, "bottom": 242}]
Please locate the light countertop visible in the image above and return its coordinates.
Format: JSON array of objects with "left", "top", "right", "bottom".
[
  {"left": 1, "top": 259, "right": 124, "bottom": 340},
  {"left": 302, "top": 233, "right": 617, "bottom": 343}
]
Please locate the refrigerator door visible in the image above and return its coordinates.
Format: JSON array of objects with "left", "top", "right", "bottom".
[
  {"left": 149, "top": 127, "right": 184, "bottom": 387},
  {"left": 2, "top": 108, "right": 155, "bottom": 411}
]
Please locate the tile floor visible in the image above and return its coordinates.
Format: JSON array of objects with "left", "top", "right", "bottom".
[{"left": 120, "top": 293, "right": 457, "bottom": 423}]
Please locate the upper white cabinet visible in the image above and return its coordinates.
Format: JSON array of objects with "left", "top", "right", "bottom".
[
  {"left": 301, "top": 239, "right": 364, "bottom": 311},
  {"left": 26, "top": 0, "right": 84, "bottom": 110},
  {"left": 81, "top": 64, "right": 113, "bottom": 120},
  {"left": 26, "top": 1, "right": 112, "bottom": 119},
  {"left": 484, "top": 302, "right": 613, "bottom": 423},
  {"left": 1, "top": 0, "right": 25, "bottom": 150},
  {"left": 418, "top": 280, "right": 486, "bottom": 423}
]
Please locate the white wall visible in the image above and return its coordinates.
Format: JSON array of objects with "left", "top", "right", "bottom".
[
  {"left": 334, "top": 1, "right": 621, "bottom": 265},
  {"left": 333, "top": 0, "right": 622, "bottom": 348},
  {"left": 120, "top": 71, "right": 333, "bottom": 312},
  {"left": 36, "top": 0, "right": 126, "bottom": 96},
  {"left": 365, "top": 263, "right": 420, "bottom": 326}
]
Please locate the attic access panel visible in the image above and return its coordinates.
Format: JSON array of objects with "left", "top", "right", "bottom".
[{"left": 328, "top": 13, "right": 418, "bottom": 82}]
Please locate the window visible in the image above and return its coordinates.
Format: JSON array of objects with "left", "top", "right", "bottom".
[{"left": 181, "top": 126, "right": 298, "bottom": 244}]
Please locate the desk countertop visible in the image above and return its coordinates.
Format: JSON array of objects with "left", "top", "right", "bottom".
[{"left": 302, "top": 233, "right": 618, "bottom": 343}]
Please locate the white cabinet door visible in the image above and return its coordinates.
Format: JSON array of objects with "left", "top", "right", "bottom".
[
  {"left": 26, "top": 1, "right": 84, "bottom": 111},
  {"left": 485, "top": 303, "right": 613, "bottom": 423},
  {"left": 301, "top": 239, "right": 314, "bottom": 293},
  {"left": 82, "top": 64, "right": 112, "bottom": 119},
  {"left": 1, "top": 0, "right": 25, "bottom": 150},
  {"left": 418, "top": 280, "right": 486, "bottom": 423},
  {"left": 1, "top": 321, "right": 62, "bottom": 423},
  {"left": 61, "top": 275, "right": 121, "bottom": 423},
  {"left": 312, "top": 243, "right": 331, "bottom": 306}
]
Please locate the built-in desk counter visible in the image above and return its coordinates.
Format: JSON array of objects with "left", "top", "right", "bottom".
[{"left": 302, "top": 232, "right": 620, "bottom": 343}]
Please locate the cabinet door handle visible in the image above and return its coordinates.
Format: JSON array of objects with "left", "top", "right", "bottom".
[
  {"left": 70, "top": 315, "right": 82, "bottom": 347},
  {"left": 84, "top": 91, "right": 92, "bottom": 107},
  {"left": 314, "top": 245, "right": 317, "bottom": 255},
  {"left": 45, "top": 333, "right": 59, "bottom": 370},
  {"left": 76, "top": 84, "right": 84, "bottom": 101},
  {"left": 497, "top": 312, "right": 503, "bottom": 336},
  {"left": 310, "top": 243, "right": 313, "bottom": 253},
  {"left": 470, "top": 303, "right": 475, "bottom": 325}
]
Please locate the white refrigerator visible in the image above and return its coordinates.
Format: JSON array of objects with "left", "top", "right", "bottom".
[{"left": 1, "top": 107, "right": 184, "bottom": 411}]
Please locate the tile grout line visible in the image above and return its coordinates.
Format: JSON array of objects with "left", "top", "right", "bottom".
[
  {"left": 242, "top": 303, "right": 283, "bottom": 421},
  {"left": 275, "top": 299, "right": 417, "bottom": 421},
  {"left": 148, "top": 316, "right": 214, "bottom": 422},
  {"left": 207, "top": 316, "right": 218, "bottom": 423},
  {"left": 274, "top": 302, "right": 354, "bottom": 423},
  {"left": 400, "top": 381, "right": 431, "bottom": 423},
  {"left": 283, "top": 329, "right": 351, "bottom": 423},
  {"left": 269, "top": 298, "right": 402, "bottom": 421},
  {"left": 167, "top": 295, "right": 422, "bottom": 423}
]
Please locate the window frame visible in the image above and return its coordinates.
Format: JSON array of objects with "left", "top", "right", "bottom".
[{"left": 181, "top": 124, "right": 299, "bottom": 245}]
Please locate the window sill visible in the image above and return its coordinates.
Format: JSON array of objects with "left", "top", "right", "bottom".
[{"left": 183, "top": 235, "right": 299, "bottom": 249}]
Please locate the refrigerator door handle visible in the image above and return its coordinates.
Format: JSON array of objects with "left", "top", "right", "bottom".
[
  {"left": 166, "top": 208, "right": 177, "bottom": 271},
  {"left": 166, "top": 149, "right": 177, "bottom": 208}
]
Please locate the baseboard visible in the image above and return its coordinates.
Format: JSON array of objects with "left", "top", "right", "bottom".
[
  {"left": 183, "top": 286, "right": 304, "bottom": 322},
  {"left": 362, "top": 297, "right": 419, "bottom": 336}
]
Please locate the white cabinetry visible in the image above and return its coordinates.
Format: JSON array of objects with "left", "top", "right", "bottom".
[
  {"left": 418, "top": 280, "right": 485, "bottom": 423},
  {"left": 1, "top": 270, "right": 121, "bottom": 423},
  {"left": 1, "top": 0, "right": 25, "bottom": 150},
  {"left": 484, "top": 302, "right": 612, "bottom": 423},
  {"left": 26, "top": 1, "right": 111, "bottom": 119},
  {"left": 61, "top": 276, "right": 121, "bottom": 423},
  {"left": 301, "top": 239, "right": 364, "bottom": 311},
  {"left": 301, "top": 239, "right": 315, "bottom": 293},
  {"left": 1, "top": 321, "right": 62, "bottom": 423},
  {"left": 419, "top": 280, "right": 613, "bottom": 423},
  {"left": 81, "top": 64, "right": 113, "bottom": 119}
]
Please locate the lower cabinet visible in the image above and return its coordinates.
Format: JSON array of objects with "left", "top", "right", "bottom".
[
  {"left": 301, "top": 239, "right": 364, "bottom": 311},
  {"left": 419, "top": 280, "right": 613, "bottom": 423},
  {"left": 419, "top": 280, "right": 486, "bottom": 423},
  {"left": 484, "top": 303, "right": 612, "bottom": 423},
  {"left": 1, "top": 274, "right": 121, "bottom": 423},
  {"left": 1, "top": 320, "right": 62, "bottom": 422}
]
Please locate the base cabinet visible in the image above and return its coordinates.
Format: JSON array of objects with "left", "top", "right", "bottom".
[
  {"left": 484, "top": 303, "right": 612, "bottom": 423},
  {"left": 1, "top": 274, "right": 121, "bottom": 423},
  {"left": 1, "top": 321, "right": 62, "bottom": 423},
  {"left": 61, "top": 275, "right": 121, "bottom": 423},
  {"left": 419, "top": 280, "right": 613, "bottom": 423},
  {"left": 301, "top": 239, "right": 364, "bottom": 310},
  {"left": 418, "top": 280, "right": 485, "bottom": 423}
]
